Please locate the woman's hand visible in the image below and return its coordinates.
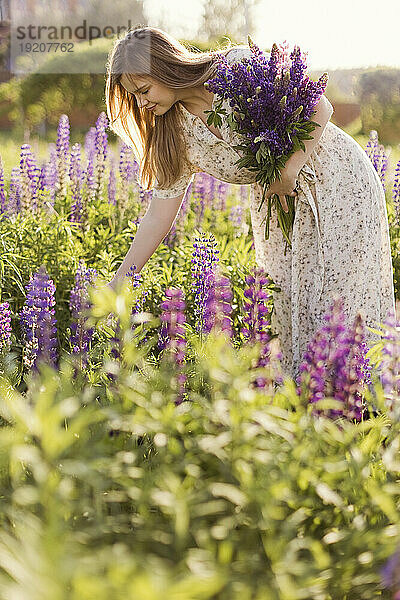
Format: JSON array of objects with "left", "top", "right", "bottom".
[{"left": 265, "top": 169, "right": 299, "bottom": 212}]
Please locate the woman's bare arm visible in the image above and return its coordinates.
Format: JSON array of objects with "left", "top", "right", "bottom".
[
  {"left": 283, "top": 95, "right": 334, "bottom": 177},
  {"left": 108, "top": 192, "right": 185, "bottom": 289}
]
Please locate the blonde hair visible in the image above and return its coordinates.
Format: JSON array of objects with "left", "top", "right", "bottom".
[{"left": 105, "top": 26, "right": 236, "bottom": 191}]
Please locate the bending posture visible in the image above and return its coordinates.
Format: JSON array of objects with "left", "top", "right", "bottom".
[{"left": 105, "top": 26, "right": 395, "bottom": 380}]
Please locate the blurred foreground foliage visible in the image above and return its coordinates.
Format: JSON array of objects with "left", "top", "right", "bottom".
[{"left": 0, "top": 283, "right": 399, "bottom": 599}]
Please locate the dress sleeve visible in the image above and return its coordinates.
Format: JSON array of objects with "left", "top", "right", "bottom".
[
  {"left": 225, "top": 45, "right": 253, "bottom": 65},
  {"left": 152, "top": 160, "right": 195, "bottom": 199}
]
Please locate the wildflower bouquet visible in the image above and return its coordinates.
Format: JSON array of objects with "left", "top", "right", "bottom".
[{"left": 205, "top": 37, "right": 329, "bottom": 248}]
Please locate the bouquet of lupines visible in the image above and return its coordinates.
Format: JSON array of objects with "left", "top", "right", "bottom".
[{"left": 205, "top": 36, "right": 328, "bottom": 248}]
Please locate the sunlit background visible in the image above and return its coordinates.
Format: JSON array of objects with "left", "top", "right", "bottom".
[
  {"left": 145, "top": 0, "right": 400, "bottom": 70},
  {"left": 0, "top": 0, "right": 399, "bottom": 153}
]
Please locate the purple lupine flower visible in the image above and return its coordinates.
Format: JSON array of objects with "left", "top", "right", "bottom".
[
  {"left": 381, "top": 549, "right": 400, "bottom": 599},
  {"left": 19, "top": 144, "right": 40, "bottom": 212},
  {"left": 195, "top": 173, "right": 216, "bottom": 209},
  {"left": 85, "top": 152, "right": 95, "bottom": 201},
  {"left": 365, "top": 130, "right": 378, "bottom": 161},
  {"left": 43, "top": 144, "right": 58, "bottom": 204},
  {"left": 159, "top": 287, "right": 187, "bottom": 404},
  {"left": 191, "top": 232, "right": 220, "bottom": 334},
  {"left": 85, "top": 126, "right": 97, "bottom": 161},
  {"left": 241, "top": 269, "right": 282, "bottom": 388},
  {"left": 83, "top": 126, "right": 96, "bottom": 200},
  {"left": 38, "top": 164, "right": 46, "bottom": 195},
  {"left": 69, "top": 143, "right": 85, "bottom": 224},
  {"left": 241, "top": 270, "right": 272, "bottom": 346},
  {"left": 297, "top": 298, "right": 371, "bottom": 421},
  {"left": 19, "top": 265, "right": 58, "bottom": 371},
  {"left": 55, "top": 114, "right": 70, "bottom": 199},
  {"left": 207, "top": 174, "right": 216, "bottom": 207},
  {"left": 0, "top": 301, "right": 12, "bottom": 352},
  {"left": 354, "top": 340, "right": 373, "bottom": 388},
  {"left": 69, "top": 260, "right": 98, "bottom": 368},
  {"left": 93, "top": 112, "right": 109, "bottom": 200},
  {"left": 125, "top": 263, "right": 150, "bottom": 316},
  {"left": 365, "top": 130, "right": 389, "bottom": 191},
  {"left": 0, "top": 157, "right": 7, "bottom": 215},
  {"left": 106, "top": 264, "right": 148, "bottom": 368},
  {"left": 334, "top": 313, "right": 368, "bottom": 421},
  {"left": 193, "top": 173, "right": 206, "bottom": 202},
  {"left": 379, "top": 310, "right": 400, "bottom": 420},
  {"left": 392, "top": 159, "right": 400, "bottom": 226},
  {"left": 8, "top": 167, "right": 21, "bottom": 215},
  {"left": 229, "top": 203, "right": 244, "bottom": 229},
  {"left": 240, "top": 185, "right": 249, "bottom": 206},
  {"left": 204, "top": 274, "right": 233, "bottom": 338},
  {"left": 297, "top": 298, "right": 349, "bottom": 417},
  {"left": 216, "top": 181, "right": 229, "bottom": 211},
  {"left": 108, "top": 160, "right": 117, "bottom": 206},
  {"left": 297, "top": 329, "right": 329, "bottom": 407},
  {"left": 119, "top": 143, "right": 137, "bottom": 184}
]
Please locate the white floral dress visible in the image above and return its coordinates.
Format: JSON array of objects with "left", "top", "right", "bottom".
[{"left": 153, "top": 46, "right": 396, "bottom": 380}]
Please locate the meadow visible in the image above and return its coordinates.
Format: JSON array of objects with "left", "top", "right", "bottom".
[{"left": 0, "top": 112, "right": 400, "bottom": 598}]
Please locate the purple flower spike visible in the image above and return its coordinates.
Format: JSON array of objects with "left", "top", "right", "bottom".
[
  {"left": 204, "top": 274, "right": 233, "bottom": 338},
  {"left": 241, "top": 269, "right": 272, "bottom": 346},
  {"left": 241, "top": 268, "right": 280, "bottom": 389},
  {"left": 229, "top": 203, "right": 244, "bottom": 230},
  {"left": 119, "top": 143, "right": 137, "bottom": 184},
  {"left": 216, "top": 181, "right": 229, "bottom": 211},
  {"left": 392, "top": 159, "right": 400, "bottom": 226},
  {"left": 125, "top": 264, "right": 150, "bottom": 317},
  {"left": 93, "top": 112, "right": 109, "bottom": 200},
  {"left": 381, "top": 549, "right": 400, "bottom": 595},
  {"left": 335, "top": 313, "right": 368, "bottom": 421},
  {"left": 365, "top": 130, "right": 389, "bottom": 191},
  {"left": 41, "top": 144, "right": 58, "bottom": 204},
  {"left": 19, "top": 265, "right": 58, "bottom": 372},
  {"left": 159, "top": 287, "right": 187, "bottom": 405},
  {"left": 108, "top": 160, "right": 117, "bottom": 206},
  {"left": 0, "top": 301, "right": 12, "bottom": 352},
  {"left": 8, "top": 167, "right": 21, "bottom": 215},
  {"left": 69, "top": 143, "right": 85, "bottom": 224},
  {"left": 19, "top": 144, "right": 40, "bottom": 212},
  {"left": 55, "top": 114, "right": 70, "bottom": 199},
  {"left": 69, "top": 260, "right": 98, "bottom": 368},
  {"left": 191, "top": 232, "right": 220, "bottom": 334},
  {"left": 297, "top": 297, "right": 372, "bottom": 421}
]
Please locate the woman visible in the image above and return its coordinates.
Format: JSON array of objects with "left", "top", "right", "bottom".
[{"left": 105, "top": 26, "right": 395, "bottom": 380}]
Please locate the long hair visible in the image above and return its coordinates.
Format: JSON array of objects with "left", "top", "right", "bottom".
[{"left": 105, "top": 26, "right": 236, "bottom": 191}]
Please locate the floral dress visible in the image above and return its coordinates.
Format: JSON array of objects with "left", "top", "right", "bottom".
[{"left": 153, "top": 46, "right": 396, "bottom": 380}]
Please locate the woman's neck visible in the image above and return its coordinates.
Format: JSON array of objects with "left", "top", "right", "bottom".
[{"left": 178, "top": 84, "right": 214, "bottom": 116}]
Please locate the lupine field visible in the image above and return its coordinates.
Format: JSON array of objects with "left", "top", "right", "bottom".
[{"left": 0, "top": 112, "right": 400, "bottom": 598}]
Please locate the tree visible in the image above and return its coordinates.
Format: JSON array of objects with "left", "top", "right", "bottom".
[
  {"left": 357, "top": 69, "right": 400, "bottom": 144},
  {"left": 197, "top": 0, "right": 262, "bottom": 43}
]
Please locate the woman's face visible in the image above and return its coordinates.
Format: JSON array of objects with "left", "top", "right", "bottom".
[{"left": 120, "top": 74, "right": 177, "bottom": 116}]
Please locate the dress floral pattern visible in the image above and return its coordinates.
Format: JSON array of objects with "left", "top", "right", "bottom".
[{"left": 153, "top": 46, "right": 396, "bottom": 380}]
